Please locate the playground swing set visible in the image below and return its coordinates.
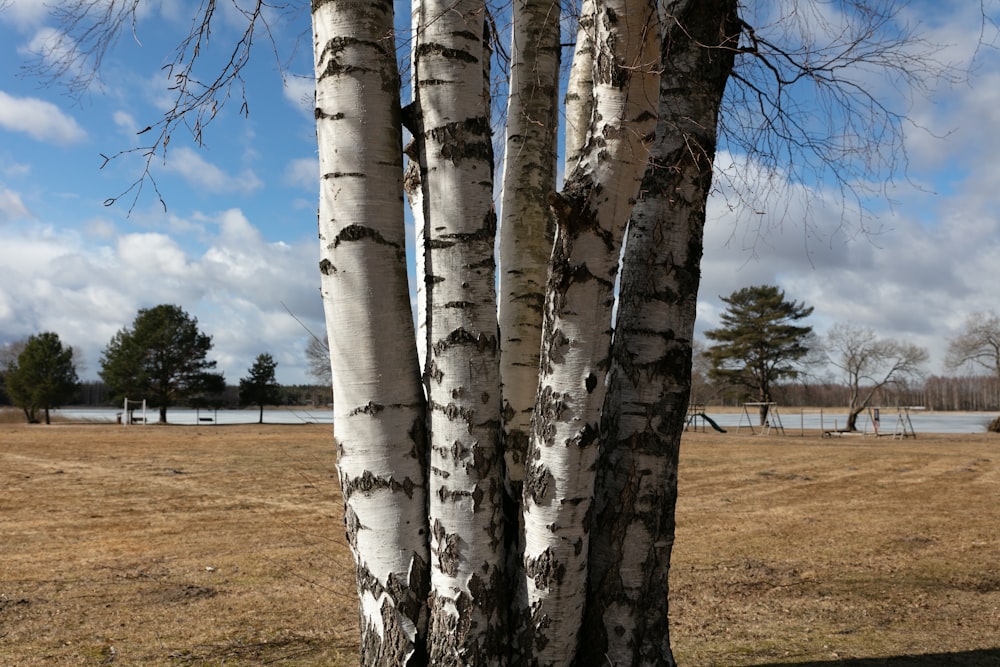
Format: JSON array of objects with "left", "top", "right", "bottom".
[{"left": 686, "top": 403, "right": 920, "bottom": 438}]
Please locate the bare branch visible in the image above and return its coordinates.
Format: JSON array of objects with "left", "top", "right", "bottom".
[
  {"left": 28, "top": 1, "right": 301, "bottom": 213},
  {"left": 715, "top": 0, "right": 962, "bottom": 237},
  {"left": 946, "top": 311, "right": 1000, "bottom": 377}
]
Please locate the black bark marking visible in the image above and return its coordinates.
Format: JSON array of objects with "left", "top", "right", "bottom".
[
  {"left": 525, "top": 546, "right": 566, "bottom": 590},
  {"left": 333, "top": 224, "right": 397, "bottom": 249},
  {"left": 314, "top": 108, "right": 345, "bottom": 121},
  {"left": 425, "top": 360, "right": 444, "bottom": 385},
  {"left": 535, "top": 385, "right": 568, "bottom": 426},
  {"left": 408, "top": 414, "right": 428, "bottom": 464},
  {"left": 349, "top": 401, "right": 379, "bottom": 416},
  {"left": 524, "top": 461, "right": 555, "bottom": 505},
  {"left": 449, "top": 438, "right": 469, "bottom": 462},
  {"left": 570, "top": 422, "right": 600, "bottom": 450},
  {"left": 425, "top": 116, "right": 493, "bottom": 164},
  {"left": 322, "top": 171, "right": 366, "bottom": 179},
  {"left": 319, "top": 259, "right": 336, "bottom": 275},
  {"left": 471, "top": 483, "right": 484, "bottom": 512},
  {"left": 415, "top": 42, "right": 480, "bottom": 64},
  {"left": 585, "top": 372, "right": 598, "bottom": 394},
  {"left": 353, "top": 550, "right": 430, "bottom": 667},
  {"left": 342, "top": 470, "right": 421, "bottom": 500},
  {"left": 431, "top": 519, "right": 462, "bottom": 577},
  {"left": 432, "top": 328, "right": 499, "bottom": 356}
]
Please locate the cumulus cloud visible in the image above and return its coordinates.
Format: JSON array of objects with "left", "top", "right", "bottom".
[
  {"left": 0, "top": 90, "right": 87, "bottom": 144},
  {"left": 161, "top": 146, "right": 263, "bottom": 194},
  {"left": 0, "top": 209, "right": 323, "bottom": 384},
  {"left": 697, "top": 141, "right": 1000, "bottom": 376}
]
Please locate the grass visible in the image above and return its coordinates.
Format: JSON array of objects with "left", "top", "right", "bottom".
[{"left": 1, "top": 421, "right": 998, "bottom": 665}]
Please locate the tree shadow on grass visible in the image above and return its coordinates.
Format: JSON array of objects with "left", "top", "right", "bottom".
[{"left": 753, "top": 648, "right": 1000, "bottom": 666}]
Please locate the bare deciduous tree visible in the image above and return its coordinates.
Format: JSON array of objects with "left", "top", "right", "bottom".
[
  {"left": 304, "top": 335, "right": 331, "bottom": 386},
  {"left": 826, "top": 323, "right": 929, "bottom": 432},
  {"left": 947, "top": 311, "right": 1000, "bottom": 378}
]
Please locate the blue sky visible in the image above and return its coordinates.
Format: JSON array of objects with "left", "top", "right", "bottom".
[{"left": 1, "top": 0, "right": 998, "bottom": 386}]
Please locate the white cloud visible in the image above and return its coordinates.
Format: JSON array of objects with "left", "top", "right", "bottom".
[
  {"left": 1, "top": 158, "right": 31, "bottom": 177},
  {"left": 161, "top": 146, "right": 263, "bottom": 194},
  {"left": 283, "top": 75, "right": 314, "bottom": 114},
  {"left": 0, "top": 209, "right": 323, "bottom": 384},
  {"left": 0, "top": 187, "right": 30, "bottom": 222},
  {"left": 698, "top": 143, "right": 1000, "bottom": 377},
  {"left": 112, "top": 110, "right": 140, "bottom": 136},
  {"left": 0, "top": 0, "right": 50, "bottom": 30},
  {"left": 285, "top": 156, "right": 318, "bottom": 190},
  {"left": 0, "top": 90, "right": 87, "bottom": 144}
]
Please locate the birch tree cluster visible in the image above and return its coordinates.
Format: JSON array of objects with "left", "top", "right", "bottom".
[{"left": 35, "top": 0, "right": 971, "bottom": 664}]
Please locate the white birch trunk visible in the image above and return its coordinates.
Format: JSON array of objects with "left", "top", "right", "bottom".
[
  {"left": 411, "top": 0, "right": 507, "bottom": 661},
  {"left": 496, "top": 0, "right": 560, "bottom": 533},
  {"left": 496, "top": 0, "right": 561, "bottom": 656},
  {"left": 562, "top": 0, "right": 595, "bottom": 177},
  {"left": 582, "top": 3, "right": 739, "bottom": 664},
  {"left": 520, "top": 0, "right": 660, "bottom": 662},
  {"left": 312, "top": 1, "right": 429, "bottom": 664}
]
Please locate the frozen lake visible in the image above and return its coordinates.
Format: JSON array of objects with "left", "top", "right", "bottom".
[
  {"left": 50, "top": 406, "right": 996, "bottom": 433},
  {"left": 54, "top": 407, "right": 333, "bottom": 426},
  {"left": 687, "top": 408, "right": 996, "bottom": 435}
]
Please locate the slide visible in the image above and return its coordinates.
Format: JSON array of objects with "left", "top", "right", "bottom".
[{"left": 694, "top": 413, "right": 727, "bottom": 433}]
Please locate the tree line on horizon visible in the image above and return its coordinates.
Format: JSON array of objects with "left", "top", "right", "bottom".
[
  {"left": 0, "top": 304, "right": 332, "bottom": 424},
  {"left": 3, "top": 295, "right": 999, "bottom": 426}
]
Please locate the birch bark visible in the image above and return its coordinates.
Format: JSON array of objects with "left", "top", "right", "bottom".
[
  {"left": 497, "top": 0, "right": 560, "bottom": 527},
  {"left": 582, "top": 2, "right": 739, "bottom": 664},
  {"left": 520, "top": 0, "right": 660, "bottom": 662},
  {"left": 496, "top": 0, "right": 561, "bottom": 656},
  {"left": 562, "top": 0, "right": 595, "bottom": 175},
  {"left": 410, "top": 0, "right": 507, "bottom": 662},
  {"left": 312, "top": 0, "right": 430, "bottom": 664}
]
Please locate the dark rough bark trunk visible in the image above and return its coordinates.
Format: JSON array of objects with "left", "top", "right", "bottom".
[
  {"left": 847, "top": 408, "right": 862, "bottom": 431},
  {"left": 581, "top": 2, "right": 739, "bottom": 664}
]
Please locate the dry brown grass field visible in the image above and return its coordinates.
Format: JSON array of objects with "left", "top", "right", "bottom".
[{"left": 1, "top": 415, "right": 998, "bottom": 665}]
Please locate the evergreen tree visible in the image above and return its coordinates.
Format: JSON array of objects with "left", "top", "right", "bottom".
[
  {"left": 705, "top": 285, "right": 815, "bottom": 424},
  {"left": 5, "top": 332, "right": 80, "bottom": 424},
  {"left": 100, "top": 305, "right": 224, "bottom": 423},
  {"left": 239, "top": 353, "right": 281, "bottom": 424}
]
